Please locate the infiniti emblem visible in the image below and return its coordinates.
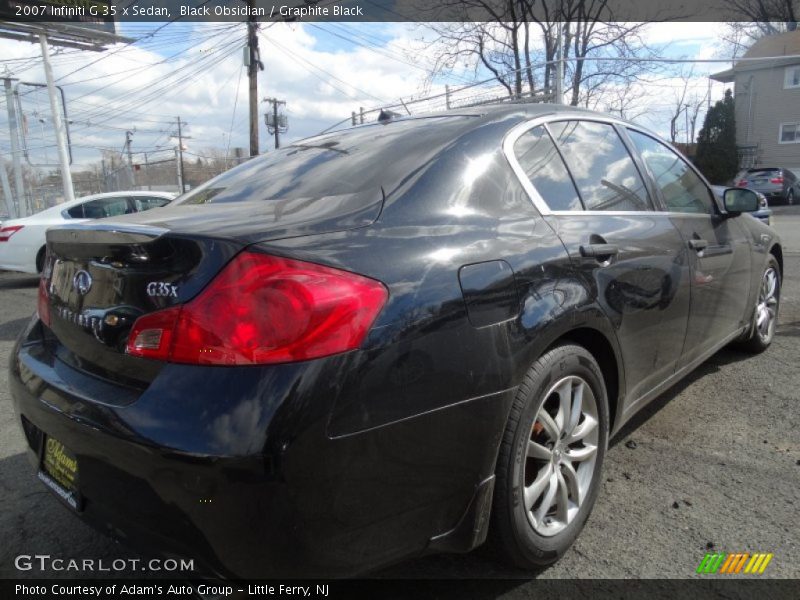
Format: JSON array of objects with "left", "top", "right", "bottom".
[{"left": 72, "top": 270, "right": 93, "bottom": 296}]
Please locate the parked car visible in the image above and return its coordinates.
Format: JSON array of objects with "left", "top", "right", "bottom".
[
  {"left": 0, "top": 191, "right": 174, "bottom": 274},
  {"left": 712, "top": 185, "right": 771, "bottom": 225},
  {"left": 735, "top": 167, "right": 799, "bottom": 205},
  {"left": 10, "top": 106, "right": 781, "bottom": 578}
]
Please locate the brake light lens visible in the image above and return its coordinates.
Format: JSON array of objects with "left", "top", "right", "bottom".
[
  {"left": 37, "top": 277, "right": 51, "bottom": 327},
  {"left": 769, "top": 177, "right": 783, "bottom": 184},
  {"left": 0, "top": 225, "right": 23, "bottom": 242},
  {"left": 127, "top": 252, "right": 388, "bottom": 365},
  {"left": 737, "top": 180, "right": 748, "bottom": 187}
]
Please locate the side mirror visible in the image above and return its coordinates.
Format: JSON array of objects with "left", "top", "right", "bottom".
[{"left": 723, "top": 188, "right": 759, "bottom": 214}]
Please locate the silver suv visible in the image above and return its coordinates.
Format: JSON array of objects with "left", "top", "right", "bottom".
[{"left": 736, "top": 167, "right": 799, "bottom": 205}]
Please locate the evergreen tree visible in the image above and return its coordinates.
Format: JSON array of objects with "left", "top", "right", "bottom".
[{"left": 694, "top": 89, "right": 738, "bottom": 184}]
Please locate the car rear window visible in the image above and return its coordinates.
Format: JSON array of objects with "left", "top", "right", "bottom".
[
  {"left": 747, "top": 169, "right": 781, "bottom": 175},
  {"left": 513, "top": 125, "right": 583, "bottom": 211},
  {"left": 175, "top": 116, "right": 478, "bottom": 205}
]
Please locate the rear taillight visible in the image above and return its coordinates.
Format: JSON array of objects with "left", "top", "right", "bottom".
[
  {"left": 737, "top": 180, "right": 748, "bottom": 187},
  {"left": 0, "top": 225, "right": 23, "bottom": 242},
  {"left": 769, "top": 177, "right": 783, "bottom": 184},
  {"left": 127, "top": 252, "right": 388, "bottom": 365},
  {"left": 37, "top": 277, "right": 51, "bottom": 327}
]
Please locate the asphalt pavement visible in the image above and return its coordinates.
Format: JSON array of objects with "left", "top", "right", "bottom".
[{"left": 0, "top": 208, "right": 798, "bottom": 586}]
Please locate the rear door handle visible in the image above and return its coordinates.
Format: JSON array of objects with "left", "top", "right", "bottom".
[
  {"left": 688, "top": 238, "right": 708, "bottom": 252},
  {"left": 579, "top": 243, "right": 619, "bottom": 259}
]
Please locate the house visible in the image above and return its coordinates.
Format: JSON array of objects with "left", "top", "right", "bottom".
[{"left": 711, "top": 31, "right": 800, "bottom": 171}]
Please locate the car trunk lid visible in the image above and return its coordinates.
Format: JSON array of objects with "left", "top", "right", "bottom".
[{"left": 39, "top": 189, "right": 383, "bottom": 388}]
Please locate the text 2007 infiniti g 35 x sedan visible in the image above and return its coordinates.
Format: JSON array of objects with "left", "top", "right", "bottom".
[{"left": 10, "top": 105, "right": 781, "bottom": 577}]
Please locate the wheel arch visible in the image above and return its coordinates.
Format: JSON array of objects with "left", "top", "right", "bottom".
[
  {"left": 35, "top": 245, "right": 47, "bottom": 273},
  {"left": 769, "top": 243, "right": 783, "bottom": 279},
  {"left": 542, "top": 326, "right": 624, "bottom": 434}
]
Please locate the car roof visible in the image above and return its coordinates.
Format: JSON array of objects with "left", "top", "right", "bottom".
[
  {"left": 31, "top": 190, "right": 174, "bottom": 216},
  {"left": 296, "top": 101, "right": 661, "bottom": 165}
]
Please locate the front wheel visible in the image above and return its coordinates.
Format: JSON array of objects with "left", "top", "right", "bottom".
[
  {"left": 489, "top": 344, "right": 609, "bottom": 568},
  {"left": 736, "top": 256, "right": 780, "bottom": 353}
]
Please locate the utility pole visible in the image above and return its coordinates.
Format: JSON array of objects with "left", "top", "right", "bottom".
[
  {"left": 125, "top": 130, "right": 135, "bottom": 188},
  {"left": 39, "top": 34, "right": 74, "bottom": 204},
  {"left": 684, "top": 104, "right": 690, "bottom": 145},
  {"left": 143, "top": 153, "right": 150, "bottom": 190},
  {"left": 264, "top": 98, "right": 286, "bottom": 149},
  {"left": 247, "top": 0, "right": 264, "bottom": 157},
  {"left": 174, "top": 117, "right": 188, "bottom": 193},
  {"left": 175, "top": 147, "right": 183, "bottom": 193},
  {"left": 0, "top": 152, "right": 15, "bottom": 219},
  {"left": 3, "top": 77, "right": 26, "bottom": 217}
]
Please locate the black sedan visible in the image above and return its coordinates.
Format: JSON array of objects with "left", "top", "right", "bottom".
[{"left": 10, "top": 105, "right": 782, "bottom": 577}]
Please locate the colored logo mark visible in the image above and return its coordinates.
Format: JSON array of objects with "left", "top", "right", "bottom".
[{"left": 697, "top": 552, "right": 774, "bottom": 574}]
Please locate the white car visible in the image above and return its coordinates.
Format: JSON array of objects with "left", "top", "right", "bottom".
[{"left": 0, "top": 191, "right": 175, "bottom": 274}]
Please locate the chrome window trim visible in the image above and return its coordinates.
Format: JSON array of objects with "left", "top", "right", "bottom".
[{"left": 503, "top": 113, "right": 665, "bottom": 216}]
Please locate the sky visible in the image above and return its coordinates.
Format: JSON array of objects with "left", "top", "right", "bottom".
[{"left": 0, "top": 20, "right": 736, "bottom": 172}]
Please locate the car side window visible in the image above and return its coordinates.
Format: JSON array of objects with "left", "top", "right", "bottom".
[
  {"left": 627, "top": 130, "right": 715, "bottom": 214},
  {"left": 132, "top": 196, "right": 170, "bottom": 212},
  {"left": 81, "top": 197, "right": 130, "bottom": 219},
  {"left": 66, "top": 205, "right": 85, "bottom": 218},
  {"left": 513, "top": 125, "right": 583, "bottom": 211},
  {"left": 547, "top": 120, "right": 653, "bottom": 212}
]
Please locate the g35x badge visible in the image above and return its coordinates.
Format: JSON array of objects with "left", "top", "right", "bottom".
[{"left": 147, "top": 281, "right": 179, "bottom": 298}]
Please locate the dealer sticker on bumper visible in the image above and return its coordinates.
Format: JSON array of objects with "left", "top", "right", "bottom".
[{"left": 39, "top": 437, "right": 81, "bottom": 510}]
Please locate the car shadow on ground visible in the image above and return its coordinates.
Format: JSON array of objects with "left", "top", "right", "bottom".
[
  {"left": 0, "top": 451, "right": 148, "bottom": 579},
  {"left": 609, "top": 346, "right": 755, "bottom": 447},
  {"left": 0, "top": 317, "right": 31, "bottom": 342}
]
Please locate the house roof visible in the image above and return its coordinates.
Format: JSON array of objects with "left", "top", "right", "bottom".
[
  {"left": 741, "top": 30, "right": 800, "bottom": 59},
  {"left": 710, "top": 30, "right": 800, "bottom": 83}
]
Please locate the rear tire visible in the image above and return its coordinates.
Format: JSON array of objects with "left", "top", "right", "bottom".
[
  {"left": 787, "top": 190, "right": 795, "bottom": 206},
  {"left": 35, "top": 246, "right": 46, "bottom": 274},
  {"left": 735, "top": 256, "right": 780, "bottom": 354},
  {"left": 489, "top": 344, "right": 609, "bottom": 569}
]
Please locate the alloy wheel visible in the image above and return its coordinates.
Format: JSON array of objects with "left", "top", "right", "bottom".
[
  {"left": 755, "top": 267, "right": 779, "bottom": 344},
  {"left": 523, "top": 375, "right": 599, "bottom": 537}
]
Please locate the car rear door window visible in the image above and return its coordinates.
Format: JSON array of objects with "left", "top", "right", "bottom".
[
  {"left": 547, "top": 120, "right": 653, "bottom": 212},
  {"left": 66, "top": 204, "right": 85, "bottom": 218},
  {"left": 81, "top": 197, "right": 131, "bottom": 219},
  {"left": 513, "top": 125, "right": 583, "bottom": 211},
  {"left": 132, "top": 196, "right": 170, "bottom": 212},
  {"left": 627, "top": 130, "right": 714, "bottom": 214}
]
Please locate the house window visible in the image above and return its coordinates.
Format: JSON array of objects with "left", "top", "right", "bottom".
[
  {"left": 779, "top": 123, "right": 800, "bottom": 143},
  {"left": 785, "top": 66, "right": 800, "bottom": 89}
]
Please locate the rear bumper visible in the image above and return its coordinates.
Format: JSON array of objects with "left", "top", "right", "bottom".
[{"left": 9, "top": 320, "right": 511, "bottom": 577}]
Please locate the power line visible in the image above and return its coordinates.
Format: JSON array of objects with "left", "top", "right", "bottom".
[{"left": 264, "top": 35, "right": 388, "bottom": 103}]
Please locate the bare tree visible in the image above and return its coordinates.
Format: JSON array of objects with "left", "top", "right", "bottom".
[
  {"left": 602, "top": 81, "right": 649, "bottom": 121},
  {"left": 721, "top": 0, "right": 798, "bottom": 57},
  {"left": 418, "top": 0, "right": 661, "bottom": 107},
  {"left": 665, "top": 68, "right": 711, "bottom": 144}
]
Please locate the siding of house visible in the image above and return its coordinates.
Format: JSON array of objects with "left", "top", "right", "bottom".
[{"left": 734, "top": 63, "right": 800, "bottom": 169}]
